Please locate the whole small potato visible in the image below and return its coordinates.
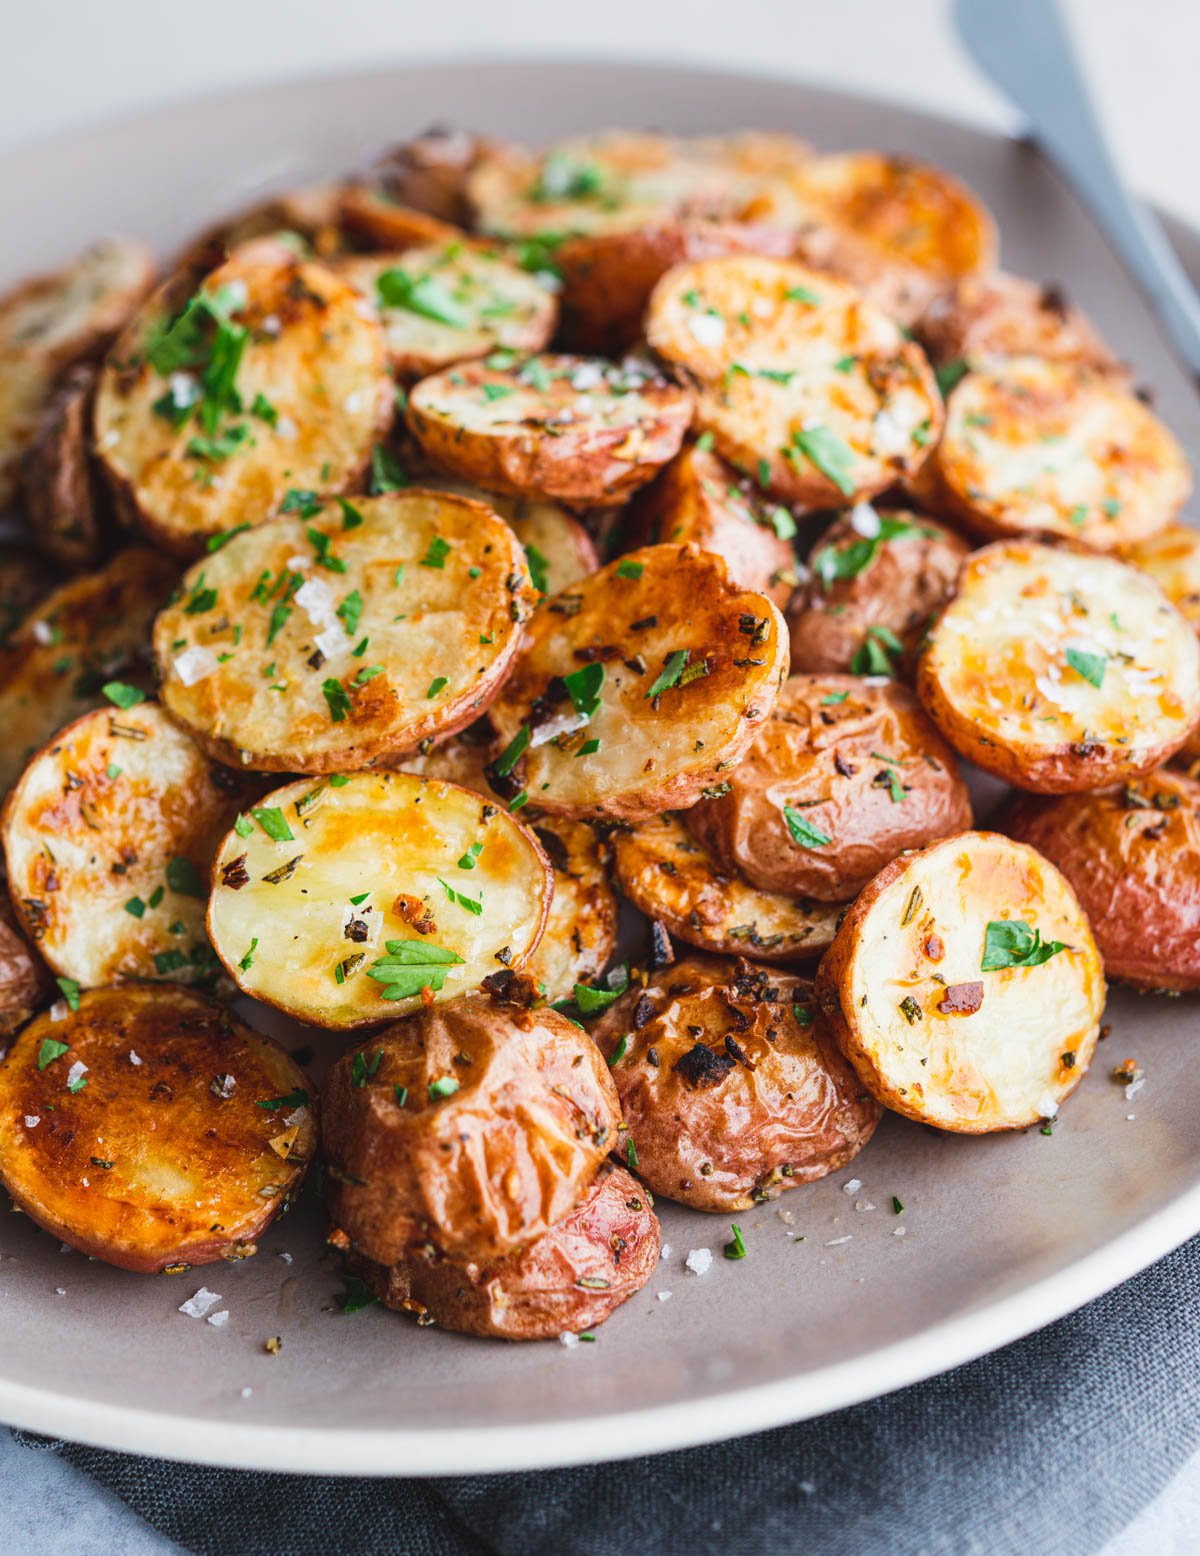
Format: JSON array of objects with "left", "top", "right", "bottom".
[
  {"left": 788, "top": 507, "right": 967, "bottom": 677},
  {"left": 346, "top": 1162, "right": 660, "bottom": 1340},
  {"left": 323, "top": 992, "right": 622, "bottom": 1266},
  {"left": 1003, "top": 770, "right": 1200, "bottom": 992},
  {"left": 685, "top": 674, "right": 972, "bottom": 902},
  {"left": 591, "top": 954, "right": 880, "bottom": 1211}
]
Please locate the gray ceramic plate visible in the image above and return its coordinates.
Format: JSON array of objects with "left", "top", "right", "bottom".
[{"left": 1, "top": 59, "right": 1199, "bottom": 1476}]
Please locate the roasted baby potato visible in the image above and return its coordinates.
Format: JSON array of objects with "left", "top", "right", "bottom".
[
  {"left": 323, "top": 992, "right": 622, "bottom": 1264},
  {"left": 21, "top": 363, "right": 114, "bottom": 570},
  {"left": 787, "top": 506, "right": 968, "bottom": 677},
  {"left": 645, "top": 256, "right": 942, "bottom": 507},
  {"left": 346, "top": 1161, "right": 659, "bottom": 1340},
  {"left": 0, "top": 984, "right": 314, "bottom": 1271},
  {"left": 343, "top": 129, "right": 502, "bottom": 240},
  {"left": 686, "top": 675, "right": 971, "bottom": 902},
  {"left": 407, "top": 354, "right": 693, "bottom": 507},
  {"left": 487, "top": 543, "right": 789, "bottom": 821},
  {"left": 207, "top": 771, "right": 552, "bottom": 1029},
  {"left": 917, "top": 540, "right": 1200, "bottom": 791},
  {"left": 337, "top": 244, "right": 556, "bottom": 380},
  {"left": 917, "top": 272, "right": 1122, "bottom": 375},
  {"left": 911, "top": 357, "right": 1189, "bottom": 551},
  {"left": 611, "top": 812, "right": 842, "bottom": 963},
  {"left": 3, "top": 703, "right": 255, "bottom": 988},
  {"left": 0, "top": 897, "right": 52, "bottom": 1038},
  {"left": 94, "top": 239, "right": 392, "bottom": 556},
  {"left": 0, "top": 546, "right": 53, "bottom": 646},
  {"left": 153, "top": 490, "right": 535, "bottom": 774},
  {"left": 1119, "top": 523, "right": 1200, "bottom": 633},
  {"left": 178, "top": 183, "right": 352, "bottom": 267},
  {"left": 0, "top": 238, "right": 156, "bottom": 509},
  {"left": 0, "top": 546, "right": 177, "bottom": 796},
  {"left": 1002, "top": 771, "right": 1200, "bottom": 992},
  {"left": 815, "top": 831, "right": 1105, "bottom": 1132},
  {"left": 591, "top": 955, "right": 879, "bottom": 1211},
  {"left": 743, "top": 151, "right": 996, "bottom": 325},
  {"left": 623, "top": 439, "right": 798, "bottom": 608}
]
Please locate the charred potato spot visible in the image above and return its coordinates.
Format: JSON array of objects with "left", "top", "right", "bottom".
[
  {"left": 0, "top": 547, "right": 177, "bottom": 797},
  {"left": 3, "top": 704, "right": 254, "bottom": 987},
  {"left": 207, "top": 771, "right": 552, "bottom": 1029},
  {"left": 645, "top": 256, "right": 942, "bottom": 507},
  {"left": 0, "top": 547, "right": 53, "bottom": 647},
  {"left": 153, "top": 490, "right": 535, "bottom": 773},
  {"left": 787, "top": 506, "right": 968, "bottom": 677},
  {"left": 94, "top": 242, "right": 392, "bottom": 556},
  {"left": 686, "top": 675, "right": 972, "bottom": 902},
  {"left": 917, "top": 540, "right": 1200, "bottom": 792},
  {"left": 0, "top": 985, "right": 314, "bottom": 1271},
  {"left": 913, "top": 357, "right": 1190, "bottom": 550},
  {"left": 322, "top": 994, "right": 622, "bottom": 1264},
  {"left": 407, "top": 353, "right": 693, "bottom": 508},
  {"left": 346, "top": 1161, "right": 659, "bottom": 1340},
  {"left": 488, "top": 543, "right": 789, "bottom": 820},
  {"left": 1003, "top": 772, "right": 1200, "bottom": 992},
  {"left": 814, "top": 831, "right": 1105, "bottom": 1133},
  {"left": 917, "top": 272, "right": 1122, "bottom": 375},
  {"left": 612, "top": 812, "right": 842, "bottom": 963},
  {"left": 590, "top": 954, "right": 879, "bottom": 1211}
]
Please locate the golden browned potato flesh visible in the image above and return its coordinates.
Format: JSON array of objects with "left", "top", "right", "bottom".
[
  {"left": 207, "top": 771, "right": 552, "bottom": 1029},
  {"left": 3, "top": 703, "right": 256, "bottom": 988},
  {"left": 917, "top": 540, "right": 1200, "bottom": 791},
  {"left": 336, "top": 244, "right": 556, "bottom": 380},
  {"left": 0, "top": 238, "right": 156, "bottom": 509},
  {"left": 591, "top": 955, "right": 880, "bottom": 1211},
  {"left": 911, "top": 357, "right": 1189, "bottom": 551},
  {"left": 407, "top": 354, "right": 693, "bottom": 508},
  {"left": 94, "top": 240, "right": 392, "bottom": 556},
  {"left": 21, "top": 364, "right": 112, "bottom": 570},
  {"left": 612, "top": 811, "right": 843, "bottom": 963},
  {"left": 645, "top": 256, "right": 942, "bottom": 507},
  {"left": 0, "top": 984, "right": 315, "bottom": 1272},
  {"left": 153, "top": 490, "right": 535, "bottom": 774},
  {"left": 815, "top": 831, "right": 1105, "bottom": 1133},
  {"left": 0, "top": 896, "right": 52, "bottom": 1037},
  {"left": 686, "top": 675, "right": 971, "bottom": 902},
  {"left": 322, "top": 993, "right": 622, "bottom": 1265},
  {"left": 1002, "top": 770, "right": 1200, "bottom": 992},
  {"left": 348, "top": 1162, "right": 659, "bottom": 1340},
  {"left": 917, "top": 272, "right": 1123, "bottom": 375},
  {"left": 487, "top": 544, "right": 789, "bottom": 820},
  {"left": 624, "top": 440, "right": 798, "bottom": 608},
  {"left": 0, "top": 546, "right": 53, "bottom": 646},
  {"left": 1119, "top": 523, "right": 1200, "bottom": 632},
  {"left": 0, "top": 546, "right": 177, "bottom": 797}
]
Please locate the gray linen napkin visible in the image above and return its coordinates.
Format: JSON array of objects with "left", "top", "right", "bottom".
[{"left": 14, "top": 1233, "right": 1200, "bottom": 1556}]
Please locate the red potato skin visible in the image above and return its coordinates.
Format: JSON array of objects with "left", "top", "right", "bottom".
[
  {"left": 1002, "top": 773, "right": 1200, "bottom": 992},
  {"left": 21, "top": 363, "right": 115, "bottom": 571},
  {"left": 346, "top": 1163, "right": 660, "bottom": 1339}
]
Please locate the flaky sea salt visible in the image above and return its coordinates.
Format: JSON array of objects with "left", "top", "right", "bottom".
[
  {"left": 842, "top": 1179, "right": 862, "bottom": 1195},
  {"left": 207, "top": 1311, "right": 230, "bottom": 1328},
  {"left": 65, "top": 1061, "right": 88, "bottom": 1091},
  {"left": 687, "top": 312, "right": 726, "bottom": 347},
  {"left": 685, "top": 1248, "right": 713, "bottom": 1276},
  {"left": 657, "top": 1291, "right": 673, "bottom": 1302},
  {"left": 826, "top": 1236, "right": 853, "bottom": 1247},
  {"left": 23, "top": 1116, "right": 38, "bottom": 1129},
  {"left": 173, "top": 645, "right": 219, "bottom": 687},
  {"left": 179, "top": 1287, "right": 222, "bottom": 1318},
  {"left": 560, "top": 1332, "right": 580, "bottom": 1349},
  {"left": 128, "top": 1051, "right": 143, "bottom": 1067},
  {"left": 659, "top": 1243, "right": 672, "bottom": 1261}
]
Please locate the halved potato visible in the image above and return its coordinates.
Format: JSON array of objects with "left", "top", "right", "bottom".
[
  {"left": 911, "top": 357, "right": 1189, "bottom": 551},
  {"left": 346, "top": 1162, "right": 659, "bottom": 1339},
  {"left": 207, "top": 771, "right": 552, "bottom": 1030},
  {"left": 344, "top": 130, "right": 504, "bottom": 237},
  {"left": 742, "top": 152, "right": 996, "bottom": 324},
  {"left": 337, "top": 244, "right": 556, "bottom": 379},
  {"left": 917, "top": 540, "right": 1200, "bottom": 791},
  {"left": 94, "top": 239, "right": 392, "bottom": 556},
  {"left": 0, "top": 237, "right": 156, "bottom": 509},
  {"left": 815, "top": 831, "right": 1105, "bottom": 1133},
  {"left": 624, "top": 440, "right": 798, "bottom": 608},
  {"left": 645, "top": 256, "right": 942, "bottom": 507},
  {"left": 788, "top": 506, "right": 968, "bottom": 676},
  {"left": 21, "top": 363, "right": 112, "bottom": 570},
  {"left": 591, "top": 954, "right": 880, "bottom": 1211},
  {"left": 487, "top": 543, "right": 789, "bottom": 820},
  {"left": 178, "top": 183, "right": 352, "bottom": 267},
  {"left": 0, "top": 984, "right": 314, "bottom": 1272},
  {"left": 686, "top": 675, "right": 971, "bottom": 902},
  {"left": 0, "top": 897, "right": 52, "bottom": 1037},
  {"left": 611, "top": 811, "right": 842, "bottom": 963},
  {"left": 1003, "top": 771, "right": 1200, "bottom": 992},
  {"left": 917, "top": 272, "right": 1122, "bottom": 375},
  {"left": 153, "top": 490, "right": 535, "bottom": 774},
  {"left": 407, "top": 354, "right": 693, "bottom": 507},
  {"left": 0, "top": 546, "right": 52, "bottom": 646},
  {"left": 338, "top": 190, "right": 463, "bottom": 253},
  {"left": 322, "top": 992, "right": 621, "bottom": 1264},
  {"left": 3, "top": 703, "right": 256, "bottom": 988},
  {"left": 0, "top": 546, "right": 177, "bottom": 796},
  {"left": 1119, "top": 523, "right": 1200, "bottom": 632}
]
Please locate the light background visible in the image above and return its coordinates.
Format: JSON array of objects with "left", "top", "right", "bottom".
[{"left": 1, "top": 0, "right": 1198, "bottom": 1550}]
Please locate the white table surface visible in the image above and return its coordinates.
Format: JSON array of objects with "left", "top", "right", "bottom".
[{"left": 2, "top": 1, "right": 1199, "bottom": 1550}]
